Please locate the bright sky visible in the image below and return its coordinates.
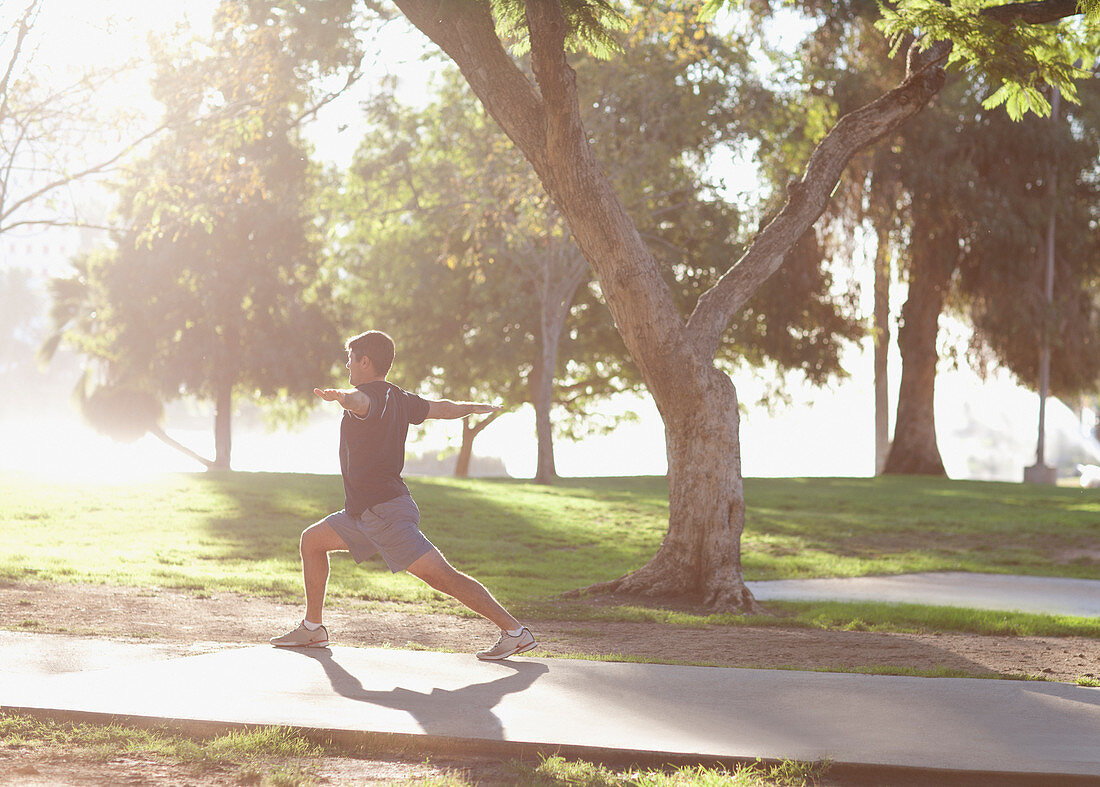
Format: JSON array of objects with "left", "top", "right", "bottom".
[
  {"left": 8, "top": 0, "right": 444, "bottom": 161},
  {"left": 4, "top": 1, "right": 1098, "bottom": 486}
]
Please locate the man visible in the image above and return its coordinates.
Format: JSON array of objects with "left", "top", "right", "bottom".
[{"left": 271, "top": 330, "right": 536, "bottom": 660}]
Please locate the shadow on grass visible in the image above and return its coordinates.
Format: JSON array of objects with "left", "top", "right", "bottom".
[{"left": 187, "top": 472, "right": 659, "bottom": 603}]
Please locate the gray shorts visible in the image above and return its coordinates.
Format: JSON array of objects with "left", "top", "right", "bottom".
[{"left": 322, "top": 494, "right": 434, "bottom": 573}]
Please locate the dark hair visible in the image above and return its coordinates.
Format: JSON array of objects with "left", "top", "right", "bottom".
[{"left": 346, "top": 330, "right": 395, "bottom": 376}]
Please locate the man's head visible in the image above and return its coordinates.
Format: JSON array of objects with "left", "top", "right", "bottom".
[{"left": 345, "top": 330, "right": 395, "bottom": 385}]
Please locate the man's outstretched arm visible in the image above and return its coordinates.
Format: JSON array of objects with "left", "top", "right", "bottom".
[
  {"left": 314, "top": 387, "right": 371, "bottom": 417},
  {"left": 425, "top": 399, "right": 502, "bottom": 420}
]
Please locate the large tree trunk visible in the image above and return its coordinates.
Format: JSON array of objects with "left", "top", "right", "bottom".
[
  {"left": 589, "top": 366, "right": 761, "bottom": 610},
  {"left": 883, "top": 223, "right": 952, "bottom": 476},
  {"left": 393, "top": 0, "right": 951, "bottom": 610}
]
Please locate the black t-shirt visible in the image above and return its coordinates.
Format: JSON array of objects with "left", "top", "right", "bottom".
[{"left": 339, "top": 381, "right": 430, "bottom": 516}]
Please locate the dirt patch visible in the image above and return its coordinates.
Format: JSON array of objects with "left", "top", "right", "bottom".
[{"left": 1055, "top": 547, "right": 1100, "bottom": 564}]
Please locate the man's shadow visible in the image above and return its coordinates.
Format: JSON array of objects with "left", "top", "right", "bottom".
[{"left": 279, "top": 648, "right": 549, "bottom": 739}]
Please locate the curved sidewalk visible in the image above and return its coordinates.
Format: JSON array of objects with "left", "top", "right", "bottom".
[
  {"left": 747, "top": 572, "right": 1100, "bottom": 617},
  {"left": 2, "top": 634, "right": 1099, "bottom": 784}
]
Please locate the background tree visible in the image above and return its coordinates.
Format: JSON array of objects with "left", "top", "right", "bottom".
[
  {"left": 879, "top": 56, "right": 1100, "bottom": 475},
  {"left": 956, "top": 79, "right": 1100, "bottom": 405},
  {"left": 43, "top": 0, "right": 363, "bottom": 469},
  {"left": 746, "top": 0, "right": 1100, "bottom": 476},
  {"left": 326, "top": 110, "right": 530, "bottom": 477},
  {"left": 379, "top": 0, "right": 1097, "bottom": 609}
]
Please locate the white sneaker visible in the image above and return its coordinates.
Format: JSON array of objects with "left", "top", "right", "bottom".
[
  {"left": 476, "top": 627, "right": 536, "bottom": 660},
  {"left": 270, "top": 622, "right": 329, "bottom": 648}
]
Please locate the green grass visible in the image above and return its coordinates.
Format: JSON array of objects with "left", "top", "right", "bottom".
[
  {"left": 519, "top": 755, "right": 830, "bottom": 786},
  {"left": 756, "top": 600, "right": 1100, "bottom": 637},
  {"left": 527, "top": 598, "right": 1100, "bottom": 638},
  {"left": 0, "top": 713, "right": 322, "bottom": 784},
  {"left": 741, "top": 475, "right": 1100, "bottom": 580},
  {"left": 1, "top": 471, "right": 1096, "bottom": 620}
]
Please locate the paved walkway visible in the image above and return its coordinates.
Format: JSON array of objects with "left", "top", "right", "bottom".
[
  {"left": 3, "top": 573, "right": 1100, "bottom": 783},
  {"left": 1, "top": 632, "right": 1098, "bottom": 783},
  {"left": 748, "top": 572, "right": 1100, "bottom": 617}
]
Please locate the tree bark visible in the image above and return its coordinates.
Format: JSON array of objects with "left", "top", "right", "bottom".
[
  {"left": 586, "top": 365, "right": 762, "bottom": 611},
  {"left": 213, "top": 375, "right": 232, "bottom": 470},
  {"left": 883, "top": 220, "right": 951, "bottom": 476},
  {"left": 455, "top": 422, "right": 475, "bottom": 478},
  {"left": 533, "top": 364, "right": 557, "bottom": 485},
  {"left": 874, "top": 220, "right": 892, "bottom": 474},
  {"left": 454, "top": 410, "right": 504, "bottom": 478},
  {"left": 532, "top": 240, "right": 586, "bottom": 485}
]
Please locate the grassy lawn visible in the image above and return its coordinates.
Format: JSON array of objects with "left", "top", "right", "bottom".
[
  {"left": 0, "top": 712, "right": 322, "bottom": 784},
  {"left": 2, "top": 471, "right": 1097, "bottom": 634}
]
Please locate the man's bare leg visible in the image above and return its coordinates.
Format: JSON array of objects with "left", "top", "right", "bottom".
[
  {"left": 300, "top": 521, "right": 349, "bottom": 625},
  {"left": 406, "top": 547, "right": 520, "bottom": 631}
]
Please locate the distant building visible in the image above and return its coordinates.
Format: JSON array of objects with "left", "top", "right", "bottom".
[
  {"left": 2, "top": 225, "right": 88, "bottom": 277},
  {"left": 1, "top": 169, "right": 110, "bottom": 279}
]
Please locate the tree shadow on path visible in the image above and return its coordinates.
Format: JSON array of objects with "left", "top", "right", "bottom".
[{"left": 280, "top": 648, "right": 548, "bottom": 739}]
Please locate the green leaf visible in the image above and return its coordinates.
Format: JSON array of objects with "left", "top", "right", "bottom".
[
  {"left": 698, "top": 0, "right": 736, "bottom": 23},
  {"left": 1005, "top": 87, "right": 1023, "bottom": 121},
  {"left": 981, "top": 83, "right": 1012, "bottom": 111}
]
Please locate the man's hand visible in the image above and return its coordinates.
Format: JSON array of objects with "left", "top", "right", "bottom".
[
  {"left": 314, "top": 387, "right": 370, "bottom": 417},
  {"left": 469, "top": 403, "right": 504, "bottom": 415}
]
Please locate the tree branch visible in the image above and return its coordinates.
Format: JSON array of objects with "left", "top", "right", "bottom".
[
  {"left": 392, "top": 0, "right": 550, "bottom": 171},
  {"left": 289, "top": 54, "right": 366, "bottom": 128},
  {"left": 981, "top": 0, "right": 1080, "bottom": 24},
  {"left": 148, "top": 424, "right": 215, "bottom": 471},
  {"left": 0, "top": 0, "right": 41, "bottom": 124},
  {"left": 684, "top": 0, "right": 1086, "bottom": 362},
  {"left": 393, "top": 0, "right": 709, "bottom": 397},
  {"left": 0, "top": 120, "right": 169, "bottom": 226},
  {"left": 464, "top": 408, "right": 504, "bottom": 439},
  {"left": 686, "top": 61, "right": 949, "bottom": 360},
  {"left": 0, "top": 217, "right": 116, "bottom": 234},
  {"left": 525, "top": 0, "right": 588, "bottom": 189}
]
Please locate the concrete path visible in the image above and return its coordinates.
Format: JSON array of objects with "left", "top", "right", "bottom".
[
  {"left": 2, "top": 635, "right": 1100, "bottom": 783},
  {"left": 0, "top": 630, "right": 222, "bottom": 677},
  {"left": 747, "top": 572, "right": 1100, "bottom": 618}
]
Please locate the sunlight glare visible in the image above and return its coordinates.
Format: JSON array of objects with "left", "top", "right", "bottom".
[
  {"left": 28, "top": 0, "right": 215, "bottom": 74},
  {"left": 0, "top": 416, "right": 198, "bottom": 483}
]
